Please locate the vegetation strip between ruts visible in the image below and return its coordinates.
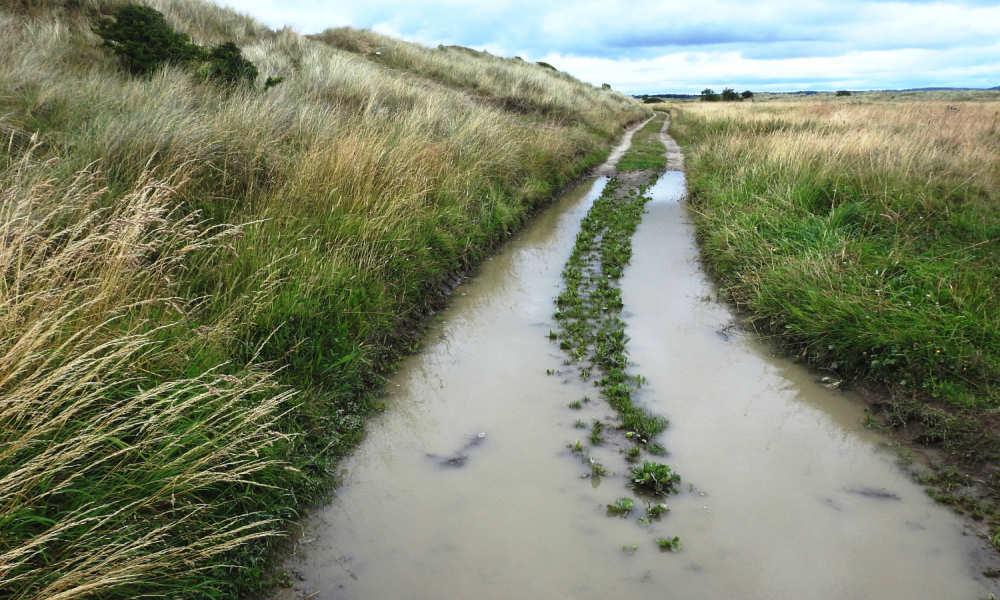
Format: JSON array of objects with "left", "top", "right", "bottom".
[
  {"left": 554, "top": 176, "right": 668, "bottom": 443},
  {"left": 552, "top": 112, "right": 682, "bottom": 547}
]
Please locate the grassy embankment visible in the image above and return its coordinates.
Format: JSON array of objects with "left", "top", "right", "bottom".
[
  {"left": 665, "top": 98, "right": 1000, "bottom": 538},
  {"left": 0, "top": 1, "right": 648, "bottom": 597}
]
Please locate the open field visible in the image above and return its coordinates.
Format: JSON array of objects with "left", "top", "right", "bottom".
[
  {"left": 653, "top": 89, "right": 1000, "bottom": 104},
  {"left": 666, "top": 97, "right": 1000, "bottom": 457},
  {"left": 0, "top": 1, "right": 647, "bottom": 597}
]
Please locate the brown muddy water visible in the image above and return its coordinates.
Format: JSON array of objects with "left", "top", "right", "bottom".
[{"left": 272, "top": 172, "right": 998, "bottom": 599}]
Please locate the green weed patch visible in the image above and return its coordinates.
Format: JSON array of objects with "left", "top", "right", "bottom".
[
  {"left": 617, "top": 113, "right": 668, "bottom": 171},
  {"left": 553, "top": 176, "right": 668, "bottom": 447}
]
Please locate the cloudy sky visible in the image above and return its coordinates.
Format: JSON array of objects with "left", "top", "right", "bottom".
[{"left": 223, "top": 0, "right": 1000, "bottom": 94}]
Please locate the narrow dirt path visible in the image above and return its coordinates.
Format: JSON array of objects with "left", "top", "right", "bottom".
[
  {"left": 660, "top": 113, "right": 684, "bottom": 171},
  {"left": 593, "top": 114, "right": 657, "bottom": 176}
]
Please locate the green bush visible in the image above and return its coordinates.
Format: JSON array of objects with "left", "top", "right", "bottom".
[
  {"left": 836, "top": 90, "right": 852, "bottom": 96},
  {"left": 202, "top": 41, "right": 259, "bottom": 87},
  {"left": 741, "top": 90, "right": 754, "bottom": 99},
  {"left": 721, "top": 87, "right": 741, "bottom": 101},
  {"left": 94, "top": 4, "right": 204, "bottom": 76},
  {"left": 700, "top": 88, "right": 719, "bottom": 102}
]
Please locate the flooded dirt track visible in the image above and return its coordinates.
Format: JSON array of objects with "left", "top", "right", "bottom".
[
  {"left": 271, "top": 119, "right": 997, "bottom": 600},
  {"left": 619, "top": 171, "right": 997, "bottom": 599}
]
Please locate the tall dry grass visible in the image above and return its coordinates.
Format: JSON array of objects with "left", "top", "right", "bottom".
[
  {"left": 309, "top": 27, "right": 640, "bottom": 135},
  {"left": 0, "top": 0, "right": 647, "bottom": 597},
  {"left": 0, "top": 152, "right": 297, "bottom": 599},
  {"left": 672, "top": 99, "right": 1000, "bottom": 414}
]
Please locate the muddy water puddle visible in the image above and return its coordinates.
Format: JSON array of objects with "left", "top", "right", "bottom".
[{"left": 273, "top": 172, "right": 997, "bottom": 599}]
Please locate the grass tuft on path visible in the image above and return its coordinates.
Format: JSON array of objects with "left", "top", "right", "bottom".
[
  {"left": 617, "top": 112, "right": 668, "bottom": 171},
  {"left": 554, "top": 170, "right": 669, "bottom": 452}
]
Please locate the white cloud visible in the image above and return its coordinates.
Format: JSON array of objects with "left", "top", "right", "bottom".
[
  {"left": 548, "top": 42, "right": 1000, "bottom": 92},
  {"left": 218, "top": 0, "right": 1000, "bottom": 93}
]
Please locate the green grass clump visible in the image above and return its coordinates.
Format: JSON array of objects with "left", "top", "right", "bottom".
[
  {"left": 630, "top": 460, "right": 681, "bottom": 495},
  {"left": 551, "top": 124, "right": 672, "bottom": 458},
  {"left": 617, "top": 113, "right": 668, "bottom": 171}
]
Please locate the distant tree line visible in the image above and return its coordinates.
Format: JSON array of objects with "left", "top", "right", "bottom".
[{"left": 700, "top": 88, "right": 753, "bottom": 102}]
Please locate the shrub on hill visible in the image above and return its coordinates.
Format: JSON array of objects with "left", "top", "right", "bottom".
[
  {"left": 199, "top": 41, "right": 258, "bottom": 86},
  {"left": 97, "top": 4, "right": 262, "bottom": 88},
  {"left": 836, "top": 90, "right": 852, "bottom": 96},
  {"left": 95, "top": 4, "right": 204, "bottom": 76}
]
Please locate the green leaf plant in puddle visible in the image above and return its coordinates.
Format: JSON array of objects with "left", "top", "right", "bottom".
[
  {"left": 655, "top": 536, "right": 682, "bottom": 552},
  {"left": 607, "top": 497, "right": 634, "bottom": 517},
  {"left": 630, "top": 459, "right": 681, "bottom": 496},
  {"left": 552, "top": 173, "right": 674, "bottom": 462}
]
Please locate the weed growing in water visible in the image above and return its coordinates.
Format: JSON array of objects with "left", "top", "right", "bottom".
[
  {"left": 568, "top": 439, "right": 584, "bottom": 453},
  {"left": 574, "top": 419, "right": 588, "bottom": 428},
  {"left": 646, "top": 443, "right": 667, "bottom": 456},
  {"left": 590, "top": 420, "right": 604, "bottom": 445},
  {"left": 622, "top": 544, "right": 638, "bottom": 555},
  {"left": 631, "top": 460, "right": 681, "bottom": 495},
  {"left": 646, "top": 502, "right": 670, "bottom": 516},
  {"left": 607, "top": 497, "right": 635, "bottom": 516},
  {"left": 655, "top": 536, "right": 682, "bottom": 551},
  {"left": 569, "top": 400, "right": 583, "bottom": 409},
  {"left": 586, "top": 455, "right": 609, "bottom": 476}
]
